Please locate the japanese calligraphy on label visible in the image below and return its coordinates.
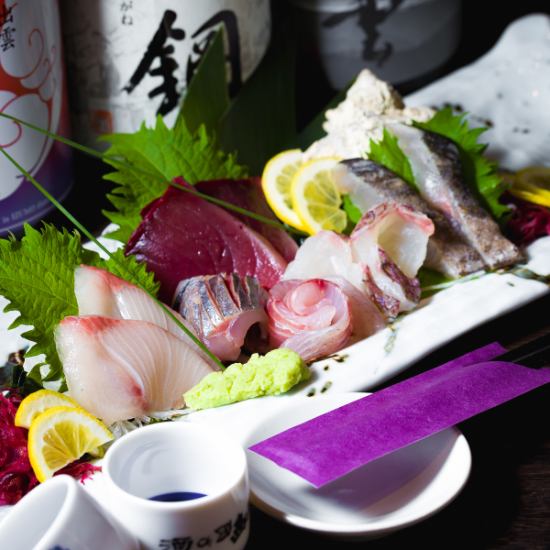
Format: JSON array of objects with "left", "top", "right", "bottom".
[{"left": 60, "top": 0, "right": 271, "bottom": 147}]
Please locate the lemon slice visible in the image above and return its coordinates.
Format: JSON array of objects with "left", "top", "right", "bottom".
[
  {"left": 261, "top": 149, "right": 305, "bottom": 230},
  {"left": 28, "top": 406, "right": 113, "bottom": 482},
  {"left": 510, "top": 166, "right": 550, "bottom": 207},
  {"left": 291, "top": 157, "right": 346, "bottom": 235},
  {"left": 15, "top": 389, "right": 81, "bottom": 429}
]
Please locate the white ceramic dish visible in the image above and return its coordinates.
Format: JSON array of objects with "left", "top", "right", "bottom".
[
  {"left": 244, "top": 393, "right": 471, "bottom": 539},
  {"left": 0, "top": 12, "right": 549, "bottom": 537}
]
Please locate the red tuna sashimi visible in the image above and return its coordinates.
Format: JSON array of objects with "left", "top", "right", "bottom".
[
  {"left": 196, "top": 178, "right": 298, "bottom": 263},
  {"left": 126, "top": 180, "right": 289, "bottom": 303}
]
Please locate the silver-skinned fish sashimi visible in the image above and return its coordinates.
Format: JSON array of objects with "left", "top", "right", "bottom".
[{"left": 173, "top": 273, "right": 268, "bottom": 362}]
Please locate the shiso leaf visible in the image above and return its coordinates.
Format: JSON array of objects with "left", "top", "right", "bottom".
[
  {"left": 414, "top": 107, "right": 509, "bottom": 219},
  {"left": 101, "top": 117, "right": 248, "bottom": 243},
  {"left": 0, "top": 224, "right": 159, "bottom": 386},
  {"left": 368, "top": 128, "right": 417, "bottom": 191}
]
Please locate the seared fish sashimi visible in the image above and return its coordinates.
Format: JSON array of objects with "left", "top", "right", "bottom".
[
  {"left": 56, "top": 316, "right": 219, "bottom": 425},
  {"left": 196, "top": 178, "right": 298, "bottom": 263},
  {"left": 267, "top": 279, "right": 352, "bottom": 362},
  {"left": 126, "top": 180, "right": 288, "bottom": 302},
  {"left": 173, "top": 273, "right": 268, "bottom": 362},
  {"left": 335, "top": 159, "right": 485, "bottom": 277},
  {"left": 387, "top": 123, "right": 523, "bottom": 269}
]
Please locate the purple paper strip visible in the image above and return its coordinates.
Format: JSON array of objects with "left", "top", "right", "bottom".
[{"left": 249, "top": 343, "right": 550, "bottom": 487}]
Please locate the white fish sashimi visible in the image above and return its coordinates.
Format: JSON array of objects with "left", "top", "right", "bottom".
[
  {"left": 74, "top": 265, "right": 207, "bottom": 357},
  {"left": 266, "top": 279, "right": 352, "bottom": 362},
  {"left": 350, "top": 203, "right": 434, "bottom": 315},
  {"left": 56, "top": 316, "right": 219, "bottom": 425}
]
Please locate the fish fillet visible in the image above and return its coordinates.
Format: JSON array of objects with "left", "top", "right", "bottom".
[
  {"left": 56, "top": 316, "right": 218, "bottom": 425},
  {"left": 387, "top": 123, "right": 523, "bottom": 269},
  {"left": 173, "top": 273, "right": 268, "bottom": 362},
  {"left": 267, "top": 279, "right": 352, "bottom": 362},
  {"left": 335, "top": 159, "right": 485, "bottom": 277},
  {"left": 126, "top": 180, "right": 288, "bottom": 302}
]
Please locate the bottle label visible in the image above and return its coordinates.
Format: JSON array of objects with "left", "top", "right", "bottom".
[
  {"left": 62, "top": 0, "right": 271, "bottom": 147},
  {"left": 0, "top": 0, "right": 72, "bottom": 234}
]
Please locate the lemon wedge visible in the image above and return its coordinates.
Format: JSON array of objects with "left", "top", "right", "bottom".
[
  {"left": 290, "top": 157, "right": 346, "bottom": 234},
  {"left": 15, "top": 389, "right": 81, "bottom": 429},
  {"left": 261, "top": 149, "right": 305, "bottom": 230},
  {"left": 510, "top": 166, "right": 550, "bottom": 207},
  {"left": 28, "top": 406, "right": 113, "bottom": 482}
]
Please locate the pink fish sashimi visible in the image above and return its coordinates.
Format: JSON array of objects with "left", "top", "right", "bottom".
[
  {"left": 267, "top": 279, "right": 352, "bottom": 362},
  {"left": 350, "top": 203, "right": 434, "bottom": 315},
  {"left": 126, "top": 180, "right": 288, "bottom": 303},
  {"left": 173, "top": 273, "right": 268, "bottom": 362},
  {"left": 282, "top": 231, "right": 385, "bottom": 340},
  {"left": 56, "top": 316, "right": 219, "bottom": 425},
  {"left": 196, "top": 178, "right": 298, "bottom": 263},
  {"left": 73, "top": 265, "right": 215, "bottom": 364}
]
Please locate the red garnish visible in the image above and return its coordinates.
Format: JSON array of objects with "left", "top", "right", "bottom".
[
  {"left": 504, "top": 193, "right": 550, "bottom": 245},
  {"left": 0, "top": 391, "right": 101, "bottom": 505},
  {"left": 58, "top": 460, "right": 102, "bottom": 484},
  {"left": 0, "top": 392, "right": 38, "bottom": 505}
]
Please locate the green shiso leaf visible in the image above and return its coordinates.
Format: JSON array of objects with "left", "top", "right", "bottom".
[
  {"left": 414, "top": 107, "right": 509, "bottom": 219},
  {"left": 0, "top": 224, "right": 159, "bottom": 386},
  {"left": 368, "top": 128, "right": 417, "bottom": 191},
  {"left": 342, "top": 194, "right": 362, "bottom": 224},
  {"left": 100, "top": 117, "right": 248, "bottom": 242}
]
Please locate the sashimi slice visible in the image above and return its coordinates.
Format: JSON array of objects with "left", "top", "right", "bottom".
[
  {"left": 387, "top": 123, "right": 523, "bottom": 269},
  {"left": 267, "top": 279, "right": 352, "bottom": 362},
  {"left": 196, "top": 178, "right": 298, "bottom": 263},
  {"left": 350, "top": 203, "right": 434, "bottom": 315},
  {"left": 335, "top": 159, "right": 485, "bottom": 277},
  {"left": 173, "top": 273, "right": 268, "bottom": 362},
  {"left": 282, "top": 231, "right": 384, "bottom": 339},
  {"left": 74, "top": 265, "right": 211, "bottom": 361},
  {"left": 126, "top": 180, "right": 289, "bottom": 303},
  {"left": 56, "top": 316, "right": 219, "bottom": 425}
]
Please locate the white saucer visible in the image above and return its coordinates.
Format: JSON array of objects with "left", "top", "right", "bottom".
[{"left": 244, "top": 392, "right": 472, "bottom": 539}]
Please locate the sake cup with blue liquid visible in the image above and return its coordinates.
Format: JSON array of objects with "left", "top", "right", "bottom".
[{"left": 102, "top": 422, "right": 250, "bottom": 550}]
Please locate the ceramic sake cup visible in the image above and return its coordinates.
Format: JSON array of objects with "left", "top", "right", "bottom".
[
  {"left": 0, "top": 474, "right": 138, "bottom": 550},
  {"left": 102, "top": 422, "right": 250, "bottom": 550}
]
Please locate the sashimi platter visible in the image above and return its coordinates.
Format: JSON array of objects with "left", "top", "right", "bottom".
[{"left": 0, "top": 13, "right": 549, "bottom": 538}]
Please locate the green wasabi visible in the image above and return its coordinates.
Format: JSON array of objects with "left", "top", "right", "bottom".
[{"left": 184, "top": 348, "right": 310, "bottom": 410}]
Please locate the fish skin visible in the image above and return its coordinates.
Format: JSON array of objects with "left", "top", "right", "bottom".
[
  {"left": 56, "top": 316, "right": 218, "bottom": 425},
  {"left": 196, "top": 178, "right": 299, "bottom": 263},
  {"left": 125, "top": 180, "right": 288, "bottom": 303},
  {"left": 387, "top": 124, "right": 524, "bottom": 270},
  {"left": 173, "top": 273, "right": 268, "bottom": 362},
  {"left": 337, "top": 159, "right": 486, "bottom": 277}
]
